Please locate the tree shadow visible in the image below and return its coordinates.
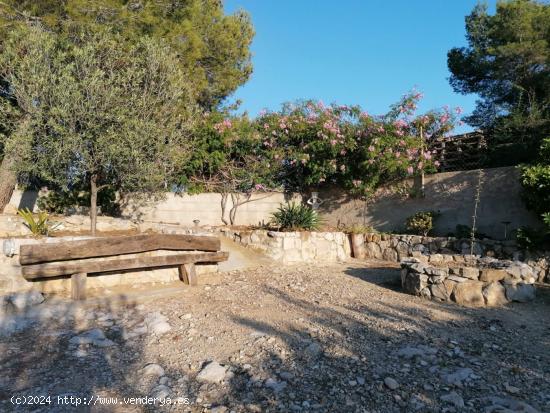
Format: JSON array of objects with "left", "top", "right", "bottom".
[
  {"left": 0, "top": 294, "right": 161, "bottom": 412},
  {"left": 203, "top": 274, "right": 549, "bottom": 412}
]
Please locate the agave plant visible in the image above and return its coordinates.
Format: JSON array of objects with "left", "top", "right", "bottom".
[
  {"left": 270, "top": 202, "right": 322, "bottom": 231},
  {"left": 17, "top": 208, "right": 59, "bottom": 237}
]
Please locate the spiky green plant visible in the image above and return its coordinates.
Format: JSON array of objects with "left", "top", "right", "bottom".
[
  {"left": 17, "top": 208, "right": 59, "bottom": 236},
  {"left": 271, "top": 202, "right": 322, "bottom": 231}
]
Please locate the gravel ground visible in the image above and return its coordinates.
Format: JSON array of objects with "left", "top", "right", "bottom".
[{"left": 0, "top": 260, "right": 549, "bottom": 413}]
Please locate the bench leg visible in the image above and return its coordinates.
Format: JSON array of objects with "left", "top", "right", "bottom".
[
  {"left": 179, "top": 263, "right": 197, "bottom": 286},
  {"left": 71, "top": 272, "right": 87, "bottom": 300}
]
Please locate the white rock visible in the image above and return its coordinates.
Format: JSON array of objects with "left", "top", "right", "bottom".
[
  {"left": 265, "top": 378, "right": 287, "bottom": 392},
  {"left": 149, "top": 384, "right": 171, "bottom": 399},
  {"left": 442, "top": 367, "right": 473, "bottom": 386},
  {"left": 9, "top": 291, "right": 44, "bottom": 311},
  {"left": 69, "top": 329, "right": 116, "bottom": 347},
  {"left": 482, "top": 396, "right": 539, "bottom": 413},
  {"left": 144, "top": 312, "right": 172, "bottom": 335},
  {"left": 141, "top": 363, "right": 165, "bottom": 377},
  {"left": 440, "top": 391, "right": 465, "bottom": 408},
  {"left": 196, "top": 361, "right": 227, "bottom": 384},
  {"left": 384, "top": 377, "right": 399, "bottom": 390},
  {"left": 396, "top": 345, "right": 438, "bottom": 359},
  {"left": 304, "top": 342, "right": 322, "bottom": 359}
]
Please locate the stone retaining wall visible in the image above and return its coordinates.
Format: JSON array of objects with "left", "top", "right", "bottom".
[
  {"left": 400, "top": 255, "right": 536, "bottom": 307},
  {"left": 353, "top": 233, "right": 549, "bottom": 283},
  {"left": 221, "top": 229, "right": 351, "bottom": 264}
]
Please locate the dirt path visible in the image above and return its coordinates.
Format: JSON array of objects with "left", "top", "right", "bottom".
[{"left": 1, "top": 260, "right": 549, "bottom": 412}]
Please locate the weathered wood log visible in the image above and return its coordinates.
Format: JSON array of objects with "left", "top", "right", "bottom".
[
  {"left": 179, "top": 263, "right": 197, "bottom": 286},
  {"left": 350, "top": 233, "right": 366, "bottom": 259},
  {"left": 20, "top": 234, "right": 221, "bottom": 265},
  {"left": 71, "top": 273, "right": 87, "bottom": 300},
  {"left": 22, "top": 251, "right": 228, "bottom": 279}
]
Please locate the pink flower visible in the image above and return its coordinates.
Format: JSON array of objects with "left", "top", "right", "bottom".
[
  {"left": 368, "top": 145, "right": 375, "bottom": 152},
  {"left": 330, "top": 139, "right": 337, "bottom": 146},
  {"left": 407, "top": 166, "right": 414, "bottom": 175},
  {"left": 455, "top": 106, "right": 463, "bottom": 114}
]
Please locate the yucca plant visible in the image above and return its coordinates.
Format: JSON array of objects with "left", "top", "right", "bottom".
[
  {"left": 17, "top": 208, "right": 59, "bottom": 237},
  {"left": 270, "top": 202, "right": 322, "bottom": 231}
]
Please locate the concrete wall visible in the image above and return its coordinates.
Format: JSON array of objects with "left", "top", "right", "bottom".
[
  {"left": 316, "top": 167, "right": 542, "bottom": 240},
  {"left": 121, "top": 192, "right": 300, "bottom": 226},
  {"left": 7, "top": 189, "right": 300, "bottom": 227},
  {"left": 6, "top": 167, "right": 540, "bottom": 239}
]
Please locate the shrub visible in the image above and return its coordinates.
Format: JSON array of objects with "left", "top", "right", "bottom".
[
  {"left": 17, "top": 208, "right": 59, "bottom": 236},
  {"left": 271, "top": 202, "right": 322, "bottom": 231},
  {"left": 342, "top": 224, "right": 376, "bottom": 234},
  {"left": 37, "top": 187, "right": 121, "bottom": 216},
  {"left": 405, "top": 211, "right": 437, "bottom": 236},
  {"left": 516, "top": 226, "right": 549, "bottom": 251}
]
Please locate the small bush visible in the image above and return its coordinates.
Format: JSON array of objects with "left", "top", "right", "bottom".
[
  {"left": 342, "top": 224, "right": 376, "bottom": 234},
  {"left": 516, "top": 226, "right": 549, "bottom": 251},
  {"left": 17, "top": 208, "right": 59, "bottom": 236},
  {"left": 405, "top": 211, "right": 437, "bottom": 236},
  {"left": 271, "top": 202, "right": 322, "bottom": 231}
]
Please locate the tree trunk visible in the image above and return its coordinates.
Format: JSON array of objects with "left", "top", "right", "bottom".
[
  {"left": 90, "top": 174, "right": 98, "bottom": 236},
  {"left": 220, "top": 193, "right": 229, "bottom": 225},
  {"left": 0, "top": 154, "right": 17, "bottom": 213}
]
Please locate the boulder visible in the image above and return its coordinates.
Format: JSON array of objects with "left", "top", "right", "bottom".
[
  {"left": 403, "top": 272, "right": 428, "bottom": 295},
  {"left": 364, "top": 242, "right": 382, "bottom": 259},
  {"left": 505, "top": 283, "right": 535, "bottom": 303},
  {"left": 482, "top": 282, "right": 508, "bottom": 306},
  {"left": 196, "top": 361, "right": 227, "bottom": 384},
  {"left": 430, "top": 283, "right": 451, "bottom": 301},
  {"left": 425, "top": 266, "right": 448, "bottom": 277},
  {"left": 479, "top": 269, "right": 507, "bottom": 283},
  {"left": 8, "top": 290, "right": 44, "bottom": 311},
  {"left": 452, "top": 281, "right": 484, "bottom": 307},
  {"left": 459, "top": 267, "right": 480, "bottom": 280},
  {"left": 382, "top": 248, "right": 398, "bottom": 262}
]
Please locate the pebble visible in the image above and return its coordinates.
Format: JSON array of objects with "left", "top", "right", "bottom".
[
  {"left": 196, "top": 361, "right": 227, "bottom": 383},
  {"left": 141, "top": 363, "right": 165, "bottom": 377},
  {"left": 384, "top": 377, "right": 399, "bottom": 390}
]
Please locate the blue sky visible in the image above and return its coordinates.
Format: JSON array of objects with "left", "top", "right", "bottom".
[{"left": 224, "top": 0, "right": 498, "bottom": 132}]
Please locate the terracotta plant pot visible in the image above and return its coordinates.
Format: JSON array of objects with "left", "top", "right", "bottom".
[{"left": 350, "top": 233, "right": 366, "bottom": 259}]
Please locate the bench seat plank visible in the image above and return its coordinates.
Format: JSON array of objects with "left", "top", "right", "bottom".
[
  {"left": 20, "top": 234, "right": 221, "bottom": 265},
  {"left": 22, "top": 251, "right": 228, "bottom": 279}
]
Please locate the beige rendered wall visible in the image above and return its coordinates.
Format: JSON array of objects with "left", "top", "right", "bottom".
[
  {"left": 6, "top": 167, "right": 540, "bottom": 239},
  {"left": 316, "top": 167, "right": 542, "bottom": 240}
]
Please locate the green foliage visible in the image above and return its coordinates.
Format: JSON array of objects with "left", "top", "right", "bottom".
[
  {"left": 270, "top": 203, "right": 322, "bottom": 231},
  {"left": 179, "top": 91, "right": 458, "bottom": 202},
  {"left": 0, "top": 0, "right": 254, "bottom": 110},
  {"left": 0, "top": 25, "right": 196, "bottom": 231},
  {"left": 342, "top": 224, "right": 376, "bottom": 234},
  {"left": 516, "top": 226, "right": 549, "bottom": 251},
  {"left": 37, "top": 187, "right": 120, "bottom": 216},
  {"left": 405, "top": 211, "right": 438, "bottom": 236},
  {"left": 17, "top": 208, "right": 58, "bottom": 236},
  {"left": 521, "top": 138, "right": 550, "bottom": 215},
  {"left": 448, "top": 0, "right": 550, "bottom": 164}
]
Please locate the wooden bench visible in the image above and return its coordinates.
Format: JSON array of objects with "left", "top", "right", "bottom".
[{"left": 19, "top": 234, "right": 229, "bottom": 300}]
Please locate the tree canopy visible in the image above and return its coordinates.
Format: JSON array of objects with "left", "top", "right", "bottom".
[
  {"left": 0, "top": 0, "right": 254, "bottom": 110},
  {"left": 0, "top": 25, "right": 197, "bottom": 233},
  {"left": 447, "top": 0, "right": 550, "bottom": 164}
]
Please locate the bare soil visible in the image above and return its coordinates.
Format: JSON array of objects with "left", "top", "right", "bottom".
[{"left": 1, "top": 260, "right": 549, "bottom": 412}]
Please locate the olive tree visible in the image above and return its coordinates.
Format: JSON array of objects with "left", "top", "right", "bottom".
[{"left": 0, "top": 26, "right": 197, "bottom": 234}]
